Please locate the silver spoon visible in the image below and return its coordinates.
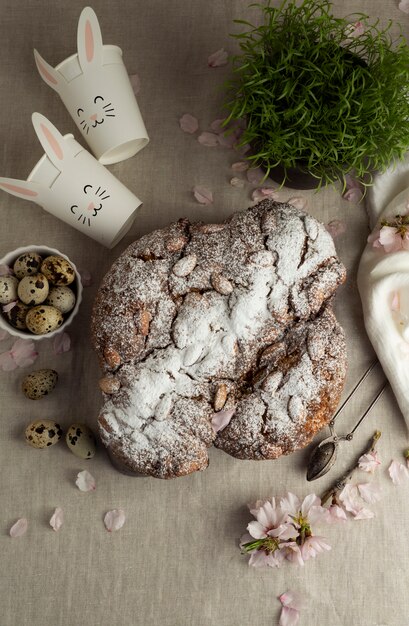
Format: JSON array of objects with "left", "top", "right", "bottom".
[{"left": 306, "top": 362, "right": 387, "bottom": 481}]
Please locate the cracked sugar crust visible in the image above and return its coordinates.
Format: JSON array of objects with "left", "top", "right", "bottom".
[{"left": 91, "top": 199, "right": 347, "bottom": 479}]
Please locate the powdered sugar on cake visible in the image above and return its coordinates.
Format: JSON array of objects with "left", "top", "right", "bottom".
[{"left": 91, "top": 200, "right": 347, "bottom": 478}]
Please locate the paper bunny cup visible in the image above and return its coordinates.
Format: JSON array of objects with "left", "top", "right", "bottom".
[
  {"left": 0, "top": 113, "right": 142, "bottom": 248},
  {"left": 34, "top": 6, "right": 149, "bottom": 165}
]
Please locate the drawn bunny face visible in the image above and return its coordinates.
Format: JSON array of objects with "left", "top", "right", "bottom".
[
  {"left": 0, "top": 113, "right": 142, "bottom": 247},
  {"left": 76, "top": 96, "right": 116, "bottom": 136},
  {"left": 33, "top": 7, "right": 149, "bottom": 164},
  {"left": 70, "top": 183, "right": 110, "bottom": 227}
]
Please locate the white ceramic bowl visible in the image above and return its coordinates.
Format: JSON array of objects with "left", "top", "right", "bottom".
[{"left": 0, "top": 245, "right": 83, "bottom": 341}]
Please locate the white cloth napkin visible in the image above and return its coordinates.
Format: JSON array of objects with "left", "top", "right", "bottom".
[{"left": 358, "top": 158, "right": 409, "bottom": 427}]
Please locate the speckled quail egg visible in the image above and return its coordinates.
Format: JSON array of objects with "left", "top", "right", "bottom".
[
  {"left": 25, "top": 419, "right": 63, "bottom": 449},
  {"left": 22, "top": 369, "right": 58, "bottom": 400},
  {"left": 45, "top": 286, "right": 76, "bottom": 314},
  {"left": 3, "top": 300, "right": 30, "bottom": 329},
  {"left": 26, "top": 305, "right": 63, "bottom": 335},
  {"left": 17, "top": 273, "right": 49, "bottom": 306},
  {"left": 0, "top": 276, "right": 18, "bottom": 305},
  {"left": 41, "top": 256, "right": 75, "bottom": 286},
  {"left": 66, "top": 423, "right": 96, "bottom": 459},
  {"left": 13, "top": 251, "right": 43, "bottom": 279}
]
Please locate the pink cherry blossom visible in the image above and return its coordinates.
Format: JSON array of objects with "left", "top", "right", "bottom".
[
  {"left": 326, "top": 504, "right": 347, "bottom": 523},
  {"left": 198, "top": 131, "right": 219, "bottom": 147},
  {"left": 326, "top": 219, "right": 346, "bottom": 239},
  {"left": 49, "top": 507, "right": 64, "bottom": 531},
  {"left": 300, "top": 535, "right": 331, "bottom": 561},
  {"left": 357, "top": 483, "right": 382, "bottom": 504},
  {"left": 280, "top": 492, "right": 328, "bottom": 526},
  {"left": 179, "top": 113, "right": 199, "bottom": 134},
  {"left": 211, "top": 408, "right": 235, "bottom": 433},
  {"left": 208, "top": 48, "right": 228, "bottom": 67},
  {"left": 379, "top": 226, "right": 407, "bottom": 253},
  {"left": 9, "top": 518, "right": 28, "bottom": 538},
  {"left": 358, "top": 450, "right": 381, "bottom": 473},
  {"left": 104, "top": 509, "right": 126, "bottom": 532},
  {"left": 278, "top": 590, "right": 304, "bottom": 626},
  {"left": 399, "top": 0, "right": 409, "bottom": 14},
  {"left": 339, "top": 483, "right": 374, "bottom": 519},
  {"left": 247, "top": 498, "right": 297, "bottom": 542},
  {"left": 193, "top": 186, "right": 213, "bottom": 205},
  {"left": 388, "top": 459, "right": 409, "bottom": 485},
  {"left": 53, "top": 332, "right": 71, "bottom": 355}
]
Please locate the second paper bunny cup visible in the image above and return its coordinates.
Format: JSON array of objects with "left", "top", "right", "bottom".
[
  {"left": 34, "top": 6, "right": 149, "bottom": 165},
  {"left": 0, "top": 113, "right": 142, "bottom": 248}
]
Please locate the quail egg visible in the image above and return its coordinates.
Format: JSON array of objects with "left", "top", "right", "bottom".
[
  {"left": 41, "top": 256, "right": 75, "bottom": 286},
  {"left": 3, "top": 300, "right": 30, "bottom": 329},
  {"left": 18, "top": 273, "right": 49, "bottom": 306},
  {"left": 45, "top": 286, "right": 76, "bottom": 314},
  {"left": 0, "top": 276, "right": 18, "bottom": 305},
  {"left": 13, "top": 252, "right": 43, "bottom": 279},
  {"left": 26, "top": 305, "right": 63, "bottom": 335},
  {"left": 25, "top": 419, "right": 63, "bottom": 449},
  {"left": 22, "top": 369, "right": 58, "bottom": 400},
  {"left": 66, "top": 423, "right": 97, "bottom": 459}
]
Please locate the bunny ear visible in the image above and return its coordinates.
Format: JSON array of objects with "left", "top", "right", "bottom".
[
  {"left": 77, "top": 7, "right": 103, "bottom": 73},
  {"left": 34, "top": 49, "right": 63, "bottom": 93},
  {"left": 31, "top": 113, "right": 75, "bottom": 168},
  {"left": 0, "top": 177, "right": 43, "bottom": 202}
]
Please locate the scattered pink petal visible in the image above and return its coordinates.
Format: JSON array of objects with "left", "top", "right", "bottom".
[
  {"left": 278, "top": 590, "right": 304, "bottom": 626},
  {"left": 235, "top": 142, "right": 251, "bottom": 155},
  {"left": 353, "top": 507, "right": 375, "bottom": 520},
  {"left": 49, "top": 507, "right": 64, "bottom": 531},
  {"left": 211, "top": 408, "right": 236, "bottom": 433},
  {"left": 391, "top": 291, "right": 400, "bottom": 312},
  {"left": 179, "top": 113, "right": 199, "bottom": 134},
  {"left": 129, "top": 73, "right": 141, "bottom": 95},
  {"left": 210, "top": 118, "right": 226, "bottom": 134},
  {"left": 343, "top": 187, "right": 363, "bottom": 203},
  {"left": 357, "top": 483, "right": 382, "bottom": 504},
  {"left": 198, "top": 131, "right": 219, "bottom": 147},
  {"left": 230, "top": 177, "right": 245, "bottom": 188},
  {"left": 247, "top": 167, "right": 265, "bottom": 185},
  {"left": 399, "top": 0, "right": 409, "bottom": 14},
  {"left": 287, "top": 196, "right": 307, "bottom": 210},
  {"left": 78, "top": 268, "right": 92, "bottom": 287},
  {"left": 0, "top": 329, "right": 9, "bottom": 341},
  {"left": 252, "top": 188, "right": 279, "bottom": 203},
  {"left": 344, "top": 21, "right": 365, "bottom": 38},
  {"left": 339, "top": 483, "right": 374, "bottom": 519},
  {"left": 326, "top": 219, "right": 346, "bottom": 239},
  {"left": 11, "top": 339, "right": 38, "bottom": 368},
  {"left": 231, "top": 161, "right": 249, "bottom": 172},
  {"left": 208, "top": 48, "right": 228, "bottom": 67},
  {"left": 104, "top": 508, "right": 126, "bottom": 532},
  {"left": 75, "top": 470, "right": 96, "bottom": 492},
  {"left": 388, "top": 460, "right": 409, "bottom": 485},
  {"left": 193, "top": 186, "right": 213, "bottom": 205},
  {"left": 0, "top": 264, "right": 13, "bottom": 276},
  {"left": 326, "top": 504, "right": 347, "bottom": 523},
  {"left": 0, "top": 350, "right": 17, "bottom": 371},
  {"left": 2, "top": 300, "right": 17, "bottom": 313},
  {"left": 9, "top": 518, "right": 28, "bottom": 538},
  {"left": 217, "top": 131, "right": 237, "bottom": 149},
  {"left": 358, "top": 450, "right": 381, "bottom": 473},
  {"left": 53, "top": 332, "right": 71, "bottom": 355},
  {"left": 343, "top": 174, "right": 364, "bottom": 204}
]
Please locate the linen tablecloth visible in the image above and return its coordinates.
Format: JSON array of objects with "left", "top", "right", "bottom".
[{"left": 0, "top": 1, "right": 408, "bottom": 624}]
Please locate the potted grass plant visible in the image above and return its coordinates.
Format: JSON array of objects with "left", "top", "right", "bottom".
[{"left": 224, "top": 0, "right": 409, "bottom": 189}]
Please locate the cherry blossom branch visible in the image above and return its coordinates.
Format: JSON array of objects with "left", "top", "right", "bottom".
[{"left": 321, "top": 430, "right": 381, "bottom": 506}]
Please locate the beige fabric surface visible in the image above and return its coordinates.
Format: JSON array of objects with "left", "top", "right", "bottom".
[{"left": 0, "top": 1, "right": 408, "bottom": 624}]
